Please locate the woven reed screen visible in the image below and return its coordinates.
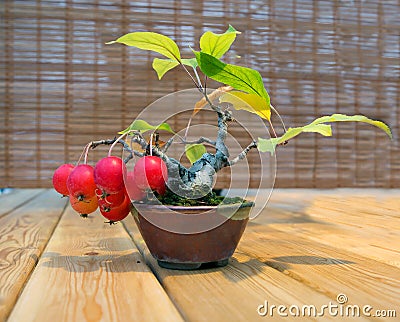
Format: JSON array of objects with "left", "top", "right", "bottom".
[{"left": 1, "top": 0, "right": 399, "bottom": 188}]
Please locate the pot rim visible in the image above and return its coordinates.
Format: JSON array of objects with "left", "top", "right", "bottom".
[{"left": 132, "top": 200, "right": 255, "bottom": 212}]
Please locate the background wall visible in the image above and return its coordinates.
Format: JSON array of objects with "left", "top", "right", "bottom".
[{"left": 1, "top": 0, "right": 399, "bottom": 188}]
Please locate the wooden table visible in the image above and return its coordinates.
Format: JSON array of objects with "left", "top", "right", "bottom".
[{"left": 0, "top": 189, "right": 399, "bottom": 321}]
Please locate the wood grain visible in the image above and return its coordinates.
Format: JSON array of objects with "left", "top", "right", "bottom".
[
  {"left": 2, "top": 189, "right": 399, "bottom": 321},
  {"left": 259, "top": 189, "right": 400, "bottom": 267},
  {"left": 0, "top": 189, "right": 67, "bottom": 322},
  {"left": 236, "top": 190, "right": 400, "bottom": 318},
  {"left": 7, "top": 203, "right": 183, "bottom": 322},
  {"left": 124, "top": 189, "right": 399, "bottom": 321},
  {"left": 124, "top": 216, "right": 351, "bottom": 322},
  {"left": 240, "top": 225, "right": 400, "bottom": 313}
]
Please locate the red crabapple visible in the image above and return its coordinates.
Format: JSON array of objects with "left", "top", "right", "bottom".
[
  {"left": 96, "top": 188, "right": 126, "bottom": 206},
  {"left": 133, "top": 156, "right": 168, "bottom": 192},
  {"left": 69, "top": 195, "right": 98, "bottom": 217},
  {"left": 67, "top": 164, "right": 97, "bottom": 200},
  {"left": 99, "top": 195, "right": 131, "bottom": 224},
  {"left": 125, "top": 171, "right": 146, "bottom": 201},
  {"left": 94, "top": 156, "right": 127, "bottom": 193},
  {"left": 52, "top": 164, "right": 74, "bottom": 196}
]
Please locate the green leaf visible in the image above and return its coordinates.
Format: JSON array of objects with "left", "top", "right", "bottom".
[
  {"left": 257, "top": 113, "right": 392, "bottom": 155},
  {"left": 310, "top": 114, "right": 393, "bottom": 139},
  {"left": 194, "top": 51, "right": 270, "bottom": 105},
  {"left": 119, "top": 120, "right": 175, "bottom": 134},
  {"left": 152, "top": 58, "right": 180, "bottom": 79},
  {"left": 200, "top": 25, "right": 240, "bottom": 59},
  {"left": 181, "top": 58, "right": 198, "bottom": 69},
  {"left": 106, "top": 32, "right": 181, "bottom": 62},
  {"left": 257, "top": 137, "right": 280, "bottom": 155},
  {"left": 257, "top": 123, "right": 332, "bottom": 154},
  {"left": 185, "top": 143, "right": 207, "bottom": 164},
  {"left": 219, "top": 91, "right": 271, "bottom": 120},
  {"left": 152, "top": 58, "right": 198, "bottom": 79}
]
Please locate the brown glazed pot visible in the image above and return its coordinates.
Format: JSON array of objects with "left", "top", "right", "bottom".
[{"left": 131, "top": 202, "right": 253, "bottom": 270}]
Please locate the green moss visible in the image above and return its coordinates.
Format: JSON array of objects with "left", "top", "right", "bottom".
[{"left": 143, "top": 188, "right": 246, "bottom": 206}]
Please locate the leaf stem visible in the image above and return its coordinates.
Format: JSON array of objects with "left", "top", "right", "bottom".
[
  {"left": 270, "top": 104, "right": 287, "bottom": 132},
  {"left": 183, "top": 115, "right": 193, "bottom": 141},
  {"left": 192, "top": 66, "right": 203, "bottom": 90},
  {"left": 180, "top": 63, "right": 202, "bottom": 91},
  {"left": 268, "top": 119, "right": 278, "bottom": 138}
]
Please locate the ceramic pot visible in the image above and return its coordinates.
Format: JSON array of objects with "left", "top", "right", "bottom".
[{"left": 131, "top": 202, "right": 253, "bottom": 270}]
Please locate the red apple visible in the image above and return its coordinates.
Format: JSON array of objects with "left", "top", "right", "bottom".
[
  {"left": 133, "top": 156, "right": 168, "bottom": 193},
  {"left": 125, "top": 171, "right": 146, "bottom": 201}
]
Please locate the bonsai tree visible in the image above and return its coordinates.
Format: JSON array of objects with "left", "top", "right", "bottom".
[{"left": 53, "top": 25, "right": 392, "bottom": 223}]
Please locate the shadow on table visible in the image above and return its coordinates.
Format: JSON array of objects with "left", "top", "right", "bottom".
[
  {"left": 270, "top": 255, "right": 354, "bottom": 265},
  {"left": 153, "top": 254, "right": 354, "bottom": 281}
]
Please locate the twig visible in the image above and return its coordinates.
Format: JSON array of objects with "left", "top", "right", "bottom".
[
  {"left": 90, "top": 138, "right": 118, "bottom": 148},
  {"left": 88, "top": 136, "right": 144, "bottom": 161},
  {"left": 130, "top": 132, "right": 148, "bottom": 149},
  {"left": 228, "top": 141, "right": 257, "bottom": 166},
  {"left": 179, "top": 137, "right": 217, "bottom": 147},
  {"left": 162, "top": 137, "right": 174, "bottom": 153},
  {"left": 202, "top": 87, "right": 221, "bottom": 113}
]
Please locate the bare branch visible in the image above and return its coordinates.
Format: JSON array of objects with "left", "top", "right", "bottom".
[
  {"left": 228, "top": 141, "right": 257, "bottom": 166},
  {"left": 162, "top": 137, "right": 174, "bottom": 153},
  {"left": 130, "top": 132, "right": 147, "bottom": 149},
  {"left": 89, "top": 138, "right": 117, "bottom": 149},
  {"left": 179, "top": 137, "right": 216, "bottom": 147},
  {"left": 88, "top": 137, "right": 144, "bottom": 161}
]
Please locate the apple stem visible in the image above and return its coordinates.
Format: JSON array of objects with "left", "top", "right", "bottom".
[
  {"left": 83, "top": 143, "right": 92, "bottom": 164},
  {"left": 108, "top": 133, "right": 128, "bottom": 157},
  {"left": 149, "top": 133, "right": 153, "bottom": 156},
  {"left": 76, "top": 142, "right": 91, "bottom": 165}
]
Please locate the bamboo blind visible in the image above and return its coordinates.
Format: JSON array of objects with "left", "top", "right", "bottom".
[{"left": 0, "top": 0, "right": 399, "bottom": 188}]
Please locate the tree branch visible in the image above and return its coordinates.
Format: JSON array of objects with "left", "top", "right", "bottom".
[
  {"left": 88, "top": 137, "right": 144, "bottom": 163},
  {"left": 162, "top": 137, "right": 174, "bottom": 153},
  {"left": 179, "top": 137, "right": 216, "bottom": 147},
  {"left": 228, "top": 141, "right": 257, "bottom": 166}
]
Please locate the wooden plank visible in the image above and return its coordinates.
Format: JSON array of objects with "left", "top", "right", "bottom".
[
  {"left": 237, "top": 189, "right": 400, "bottom": 315},
  {"left": 268, "top": 221, "right": 400, "bottom": 268},
  {"left": 0, "top": 189, "right": 44, "bottom": 217},
  {"left": 123, "top": 216, "right": 357, "bottom": 322},
  {"left": 0, "top": 189, "right": 67, "bottom": 322},
  {"left": 7, "top": 204, "right": 183, "bottom": 322},
  {"left": 124, "top": 190, "right": 399, "bottom": 321},
  {"left": 238, "top": 226, "right": 400, "bottom": 321},
  {"left": 306, "top": 195, "right": 400, "bottom": 228},
  {"left": 260, "top": 190, "right": 400, "bottom": 267}
]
